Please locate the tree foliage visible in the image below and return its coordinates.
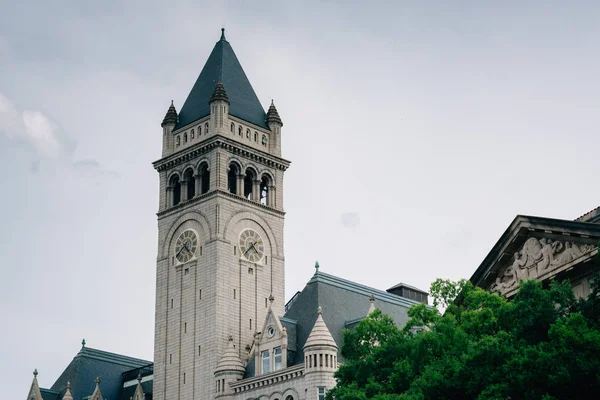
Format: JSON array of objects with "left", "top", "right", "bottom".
[{"left": 327, "top": 278, "right": 600, "bottom": 400}]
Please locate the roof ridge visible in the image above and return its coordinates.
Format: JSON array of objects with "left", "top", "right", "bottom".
[{"left": 76, "top": 347, "right": 151, "bottom": 366}]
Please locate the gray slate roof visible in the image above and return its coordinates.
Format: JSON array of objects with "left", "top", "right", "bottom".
[
  {"left": 47, "top": 346, "right": 151, "bottom": 400},
  {"left": 283, "top": 270, "right": 420, "bottom": 365},
  {"left": 176, "top": 29, "right": 268, "bottom": 130}
]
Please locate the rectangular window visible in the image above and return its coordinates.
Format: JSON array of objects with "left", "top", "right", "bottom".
[
  {"left": 171, "top": 299, "right": 173, "bottom": 309},
  {"left": 265, "top": 298, "right": 268, "bottom": 308},
  {"left": 265, "top": 256, "right": 268, "bottom": 265},
  {"left": 184, "top": 268, "right": 189, "bottom": 275},
  {"left": 222, "top": 378, "right": 225, "bottom": 392},
  {"left": 250, "top": 319, "right": 252, "bottom": 330},
  {"left": 184, "top": 322, "right": 187, "bottom": 333},
  {"left": 234, "top": 246, "right": 237, "bottom": 255},
  {"left": 326, "top": 354, "right": 329, "bottom": 367},
  {"left": 274, "top": 347, "right": 282, "bottom": 371},
  {"left": 234, "top": 289, "right": 236, "bottom": 299},
  {"left": 169, "top": 354, "right": 172, "bottom": 364},
  {"left": 200, "top": 246, "right": 203, "bottom": 256},
  {"left": 198, "top": 345, "right": 201, "bottom": 356},
  {"left": 320, "top": 353, "right": 323, "bottom": 367},
  {"left": 199, "top": 289, "right": 202, "bottom": 300},
  {"left": 183, "top": 373, "right": 186, "bottom": 384},
  {"left": 262, "top": 350, "right": 270, "bottom": 374},
  {"left": 318, "top": 387, "right": 326, "bottom": 400}
]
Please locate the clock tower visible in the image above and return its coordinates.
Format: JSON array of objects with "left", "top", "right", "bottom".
[{"left": 152, "top": 29, "right": 289, "bottom": 400}]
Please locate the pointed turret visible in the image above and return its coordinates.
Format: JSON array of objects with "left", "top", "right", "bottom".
[
  {"left": 89, "top": 377, "right": 104, "bottom": 400},
  {"left": 215, "top": 336, "right": 245, "bottom": 374},
  {"left": 132, "top": 375, "right": 145, "bottom": 400},
  {"left": 215, "top": 336, "right": 245, "bottom": 396},
  {"left": 266, "top": 100, "right": 283, "bottom": 126},
  {"left": 161, "top": 101, "right": 178, "bottom": 127},
  {"left": 304, "top": 306, "right": 337, "bottom": 350},
  {"left": 161, "top": 101, "right": 178, "bottom": 157},
  {"left": 26, "top": 369, "right": 44, "bottom": 400},
  {"left": 62, "top": 382, "right": 73, "bottom": 400},
  {"left": 210, "top": 82, "right": 230, "bottom": 104}
]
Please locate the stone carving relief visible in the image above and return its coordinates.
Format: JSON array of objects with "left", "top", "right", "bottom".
[{"left": 490, "top": 237, "right": 595, "bottom": 294}]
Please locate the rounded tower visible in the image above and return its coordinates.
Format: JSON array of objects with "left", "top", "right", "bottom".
[
  {"left": 214, "top": 336, "right": 245, "bottom": 398},
  {"left": 303, "top": 306, "right": 338, "bottom": 400}
]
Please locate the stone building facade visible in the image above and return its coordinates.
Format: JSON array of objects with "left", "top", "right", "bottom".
[{"left": 25, "top": 30, "right": 426, "bottom": 400}]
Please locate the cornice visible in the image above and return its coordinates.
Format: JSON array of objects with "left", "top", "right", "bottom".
[
  {"left": 230, "top": 364, "right": 304, "bottom": 393},
  {"left": 156, "top": 188, "right": 286, "bottom": 219},
  {"left": 153, "top": 135, "right": 291, "bottom": 172}
]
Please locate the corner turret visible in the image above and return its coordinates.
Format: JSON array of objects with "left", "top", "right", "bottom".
[
  {"left": 26, "top": 369, "right": 44, "bottom": 400},
  {"left": 215, "top": 336, "right": 245, "bottom": 397},
  {"left": 161, "top": 101, "right": 178, "bottom": 157},
  {"left": 303, "top": 306, "right": 338, "bottom": 400},
  {"left": 209, "top": 82, "right": 230, "bottom": 134},
  {"left": 266, "top": 100, "right": 283, "bottom": 156}
]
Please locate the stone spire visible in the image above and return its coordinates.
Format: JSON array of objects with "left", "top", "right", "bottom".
[
  {"left": 89, "top": 377, "right": 104, "bottom": 400},
  {"left": 161, "top": 100, "right": 178, "bottom": 127},
  {"left": 303, "top": 306, "right": 338, "bottom": 350},
  {"left": 26, "top": 369, "right": 44, "bottom": 400},
  {"left": 266, "top": 100, "right": 283, "bottom": 126},
  {"left": 62, "top": 382, "right": 73, "bottom": 400},
  {"left": 132, "top": 375, "right": 145, "bottom": 400},
  {"left": 215, "top": 336, "right": 245, "bottom": 374},
  {"left": 209, "top": 82, "right": 230, "bottom": 104},
  {"left": 368, "top": 294, "right": 377, "bottom": 315}
]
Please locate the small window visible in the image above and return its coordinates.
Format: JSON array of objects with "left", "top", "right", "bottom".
[
  {"left": 183, "top": 373, "right": 186, "bottom": 384},
  {"left": 184, "top": 133, "right": 188, "bottom": 143},
  {"left": 176, "top": 136, "right": 181, "bottom": 146},
  {"left": 198, "top": 125, "right": 201, "bottom": 135},
  {"left": 205, "top": 122, "right": 209, "bottom": 133},
  {"left": 274, "top": 347, "right": 282, "bottom": 371},
  {"left": 199, "top": 289, "right": 202, "bottom": 300},
  {"left": 320, "top": 353, "right": 323, "bottom": 367},
  {"left": 184, "top": 268, "right": 189, "bottom": 275},
  {"left": 234, "top": 246, "right": 237, "bottom": 255},
  {"left": 184, "top": 322, "right": 187, "bottom": 333},
  {"left": 231, "top": 122, "right": 235, "bottom": 132},
  {"left": 262, "top": 350, "right": 270, "bottom": 374},
  {"left": 262, "top": 135, "right": 267, "bottom": 145},
  {"left": 171, "top": 299, "right": 173, "bottom": 309},
  {"left": 254, "top": 132, "right": 258, "bottom": 142},
  {"left": 246, "top": 128, "right": 250, "bottom": 138},
  {"left": 250, "top": 319, "right": 252, "bottom": 330},
  {"left": 234, "top": 289, "right": 236, "bottom": 299},
  {"left": 198, "top": 345, "right": 201, "bottom": 356},
  {"left": 238, "top": 125, "right": 243, "bottom": 136},
  {"left": 200, "top": 246, "right": 203, "bottom": 256},
  {"left": 318, "top": 387, "right": 325, "bottom": 400},
  {"left": 191, "top": 129, "right": 195, "bottom": 139},
  {"left": 265, "top": 256, "right": 268, "bottom": 265},
  {"left": 170, "top": 354, "right": 172, "bottom": 364},
  {"left": 265, "top": 298, "right": 268, "bottom": 308}
]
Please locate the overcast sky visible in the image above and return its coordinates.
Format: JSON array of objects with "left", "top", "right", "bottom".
[{"left": 2, "top": 0, "right": 600, "bottom": 397}]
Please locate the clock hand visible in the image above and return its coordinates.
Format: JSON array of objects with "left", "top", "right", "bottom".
[
  {"left": 176, "top": 246, "right": 185, "bottom": 257},
  {"left": 243, "top": 242, "right": 255, "bottom": 256}
]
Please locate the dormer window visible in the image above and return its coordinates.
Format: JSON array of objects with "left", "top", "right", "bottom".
[
  {"left": 262, "top": 350, "right": 270, "bottom": 374},
  {"left": 238, "top": 125, "right": 243, "bottom": 136},
  {"left": 176, "top": 136, "right": 181, "bottom": 146},
  {"left": 184, "top": 133, "right": 188, "bottom": 143},
  {"left": 254, "top": 132, "right": 258, "bottom": 142},
  {"left": 274, "top": 347, "right": 282, "bottom": 371},
  {"left": 230, "top": 122, "right": 235, "bottom": 132},
  {"left": 262, "top": 135, "right": 268, "bottom": 146},
  {"left": 191, "top": 129, "right": 195, "bottom": 139},
  {"left": 246, "top": 129, "right": 250, "bottom": 138},
  {"left": 204, "top": 122, "right": 209, "bottom": 133}
]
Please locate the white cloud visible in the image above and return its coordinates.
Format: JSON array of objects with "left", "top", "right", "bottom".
[{"left": 0, "top": 93, "right": 63, "bottom": 159}]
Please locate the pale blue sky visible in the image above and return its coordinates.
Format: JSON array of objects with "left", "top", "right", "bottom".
[{"left": 2, "top": 1, "right": 600, "bottom": 397}]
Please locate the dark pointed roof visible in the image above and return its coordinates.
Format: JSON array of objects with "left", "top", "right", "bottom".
[
  {"left": 266, "top": 100, "right": 283, "bottom": 126},
  {"left": 176, "top": 29, "right": 267, "bottom": 129},
  {"left": 161, "top": 101, "right": 178, "bottom": 127}
]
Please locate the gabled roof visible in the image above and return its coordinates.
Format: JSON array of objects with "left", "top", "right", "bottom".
[
  {"left": 470, "top": 214, "right": 600, "bottom": 290},
  {"left": 176, "top": 29, "right": 268, "bottom": 130}
]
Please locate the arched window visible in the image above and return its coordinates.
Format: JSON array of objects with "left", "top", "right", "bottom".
[
  {"left": 198, "top": 125, "right": 201, "bottom": 135},
  {"left": 183, "top": 133, "right": 188, "bottom": 143},
  {"left": 228, "top": 163, "right": 239, "bottom": 195},
  {"left": 246, "top": 129, "right": 250, "bottom": 138},
  {"left": 184, "top": 168, "right": 195, "bottom": 199},
  {"left": 176, "top": 136, "right": 181, "bottom": 146},
  {"left": 191, "top": 129, "right": 195, "bottom": 139},
  {"left": 170, "top": 175, "right": 181, "bottom": 206},
  {"left": 238, "top": 125, "right": 243, "bottom": 136},
  {"left": 199, "top": 162, "right": 210, "bottom": 194},
  {"left": 254, "top": 132, "right": 258, "bottom": 142},
  {"left": 204, "top": 122, "right": 209, "bottom": 133},
  {"left": 260, "top": 175, "right": 270, "bottom": 206},
  {"left": 244, "top": 169, "right": 256, "bottom": 200},
  {"left": 230, "top": 122, "right": 235, "bottom": 132}
]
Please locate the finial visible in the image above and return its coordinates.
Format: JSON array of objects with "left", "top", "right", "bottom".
[
  {"left": 137, "top": 374, "right": 142, "bottom": 383},
  {"left": 67, "top": 381, "right": 71, "bottom": 390},
  {"left": 33, "top": 369, "right": 38, "bottom": 377},
  {"left": 268, "top": 294, "right": 274, "bottom": 303},
  {"left": 369, "top": 294, "right": 375, "bottom": 303},
  {"left": 271, "top": 99, "right": 274, "bottom": 106},
  {"left": 81, "top": 338, "right": 86, "bottom": 348},
  {"left": 315, "top": 261, "right": 319, "bottom": 271},
  {"left": 220, "top": 28, "right": 226, "bottom": 40},
  {"left": 95, "top": 377, "right": 101, "bottom": 385},
  {"left": 228, "top": 335, "right": 234, "bottom": 342},
  {"left": 170, "top": 100, "right": 173, "bottom": 106},
  {"left": 317, "top": 306, "right": 323, "bottom": 315}
]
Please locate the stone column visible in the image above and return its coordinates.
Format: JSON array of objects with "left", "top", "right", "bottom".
[
  {"left": 236, "top": 174, "right": 244, "bottom": 197},
  {"left": 252, "top": 180, "right": 260, "bottom": 202},
  {"left": 166, "top": 186, "right": 174, "bottom": 207},
  {"left": 195, "top": 174, "right": 201, "bottom": 196},
  {"left": 268, "top": 185, "right": 276, "bottom": 207},
  {"left": 181, "top": 181, "right": 188, "bottom": 202}
]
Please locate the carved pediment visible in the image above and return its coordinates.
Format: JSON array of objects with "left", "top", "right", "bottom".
[{"left": 489, "top": 236, "right": 596, "bottom": 295}]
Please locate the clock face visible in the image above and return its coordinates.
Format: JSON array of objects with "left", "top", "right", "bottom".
[
  {"left": 239, "top": 229, "right": 265, "bottom": 263},
  {"left": 175, "top": 229, "right": 198, "bottom": 264}
]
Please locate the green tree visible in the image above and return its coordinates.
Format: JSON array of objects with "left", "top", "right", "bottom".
[{"left": 327, "top": 278, "right": 600, "bottom": 400}]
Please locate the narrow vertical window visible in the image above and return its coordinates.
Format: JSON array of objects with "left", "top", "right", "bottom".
[
  {"left": 265, "top": 298, "right": 268, "bottom": 308},
  {"left": 170, "top": 354, "right": 172, "bottom": 364},
  {"left": 183, "top": 373, "right": 186, "bottom": 384},
  {"left": 314, "top": 354, "right": 317, "bottom": 368},
  {"left": 320, "top": 353, "right": 323, "bottom": 367},
  {"left": 325, "top": 354, "right": 329, "bottom": 367},
  {"left": 171, "top": 299, "right": 173, "bottom": 309},
  {"left": 254, "top": 132, "right": 258, "bottom": 142},
  {"left": 265, "top": 256, "right": 267, "bottom": 265},
  {"left": 200, "top": 246, "right": 203, "bottom": 256},
  {"left": 234, "top": 289, "right": 236, "bottom": 299},
  {"left": 191, "top": 129, "right": 195, "bottom": 139},
  {"left": 318, "top": 387, "right": 326, "bottom": 400},
  {"left": 274, "top": 347, "right": 282, "bottom": 371},
  {"left": 199, "top": 289, "right": 202, "bottom": 300},
  {"left": 222, "top": 379, "right": 225, "bottom": 392},
  {"left": 184, "top": 322, "right": 187, "bottom": 333},
  {"left": 250, "top": 319, "right": 252, "bottom": 330},
  {"left": 234, "top": 246, "right": 237, "bottom": 255},
  {"left": 262, "top": 350, "right": 270, "bottom": 374},
  {"left": 205, "top": 122, "right": 208, "bottom": 133},
  {"left": 198, "top": 345, "right": 201, "bottom": 356}
]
